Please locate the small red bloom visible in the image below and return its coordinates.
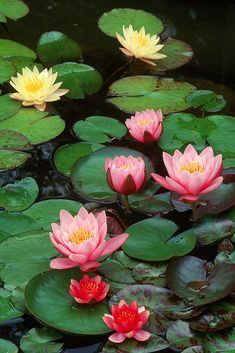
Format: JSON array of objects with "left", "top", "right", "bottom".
[
  {"left": 103, "top": 300, "right": 151, "bottom": 343},
  {"left": 69, "top": 274, "right": 109, "bottom": 304}
]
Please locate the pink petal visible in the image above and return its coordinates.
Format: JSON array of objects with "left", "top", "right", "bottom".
[
  {"left": 108, "top": 332, "right": 126, "bottom": 343},
  {"left": 200, "top": 176, "right": 223, "bottom": 194},
  {"left": 103, "top": 314, "right": 114, "bottom": 329},
  {"left": 79, "top": 261, "right": 101, "bottom": 272},
  {"left": 179, "top": 194, "right": 199, "bottom": 202},
  {"left": 50, "top": 257, "right": 77, "bottom": 269},
  {"left": 60, "top": 209, "right": 74, "bottom": 225},
  {"left": 151, "top": 173, "right": 173, "bottom": 190},
  {"left": 133, "top": 330, "right": 151, "bottom": 341},
  {"left": 100, "top": 233, "right": 129, "bottom": 257},
  {"left": 69, "top": 253, "right": 88, "bottom": 264}
]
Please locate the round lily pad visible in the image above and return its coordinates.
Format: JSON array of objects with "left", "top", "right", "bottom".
[
  {"left": 0, "top": 339, "right": 18, "bottom": 353},
  {"left": 0, "top": 39, "right": 36, "bottom": 59},
  {"left": 0, "top": 58, "right": 16, "bottom": 84},
  {"left": 0, "top": 94, "right": 21, "bottom": 122},
  {"left": 166, "top": 320, "right": 202, "bottom": 350},
  {"left": 20, "top": 327, "right": 63, "bottom": 353},
  {"left": 70, "top": 146, "right": 153, "bottom": 203},
  {"left": 186, "top": 90, "right": 226, "bottom": 113},
  {"left": 98, "top": 8, "right": 164, "bottom": 37},
  {"left": 25, "top": 269, "right": 111, "bottom": 335},
  {"left": 122, "top": 218, "right": 196, "bottom": 261},
  {"left": 0, "top": 0, "right": 28, "bottom": 21},
  {"left": 203, "top": 328, "right": 235, "bottom": 353}
]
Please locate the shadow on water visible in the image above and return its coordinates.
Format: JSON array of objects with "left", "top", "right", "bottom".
[{"left": 0, "top": 0, "right": 235, "bottom": 352}]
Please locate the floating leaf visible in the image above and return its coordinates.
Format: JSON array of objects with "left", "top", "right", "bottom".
[
  {"left": 203, "top": 328, "right": 235, "bottom": 353},
  {"left": 181, "top": 347, "right": 203, "bottom": 353},
  {"left": 186, "top": 90, "right": 226, "bottom": 113},
  {"left": 0, "top": 212, "right": 40, "bottom": 238},
  {"left": 0, "top": 39, "right": 36, "bottom": 59},
  {"left": 123, "top": 218, "right": 196, "bottom": 261},
  {"left": 20, "top": 327, "right": 63, "bottom": 353},
  {"left": 25, "top": 269, "right": 111, "bottom": 335},
  {"left": 108, "top": 76, "right": 195, "bottom": 114},
  {"left": 0, "top": 289, "right": 22, "bottom": 322},
  {"left": 0, "top": 0, "right": 28, "bottom": 21},
  {"left": 71, "top": 146, "right": 153, "bottom": 203},
  {"left": 99, "top": 257, "right": 136, "bottom": 284},
  {"left": 0, "top": 149, "right": 30, "bottom": 170},
  {"left": 166, "top": 320, "right": 201, "bottom": 350},
  {"left": 0, "top": 177, "right": 39, "bottom": 211},
  {"left": 224, "top": 158, "right": 235, "bottom": 169},
  {"left": 53, "top": 142, "right": 104, "bottom": 176},
  {"left": 0, "top": 339, "right": 18, "bottom": 353},
  {"left": 23, "top": 199, "right": 82, "bottom": 230},
  {"left": 98, "top": 8, "right": 164, "bottom": 37},
  {"left": 0, "top": 58, "right": 16, "bottom": 84},
  {"left": 37, "top": 31, "right": 82, "bottom": 66},
  {"left": 73, "top": 116, "right": 127, "bottom": 143},
  {"left": 53, "top": 62, "right": 103, "bottom": 99},
  {"left": 0, "top": 94, "right": 21, "bottom": 122},
  {"left": 132, "top": 262, "right": 167, "bottom": 287}
]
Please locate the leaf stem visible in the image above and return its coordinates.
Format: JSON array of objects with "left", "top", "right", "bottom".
[
  {"left": 191, "top": 202, "right": 199, "bottom": 221},
  {"left": 123, "top": 194, "right": 131, "bottom": 213}
]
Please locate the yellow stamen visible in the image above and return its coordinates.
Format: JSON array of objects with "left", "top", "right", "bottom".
[
  {"left": 117, "top": 164, "right": 134, "bottom": 171},
  {"left": 180, "top": 161, "right": 204, "bottom": 174},
  {"left": 137, "top": 118, "right": 153, "bottom": 127},
  {"left": 81, "top": 282, "right": 98, "bottom": 293},
  {"left": 118, "top": 311, "right": 135, "bottom": 322},
  {"left": 70, "top": 227, "right": 93, "bottom": 245},
  {"left": 24, "top": 78, "right": 43, "bottom": 92}
]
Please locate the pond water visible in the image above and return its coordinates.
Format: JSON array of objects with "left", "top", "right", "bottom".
[{"left": 0, "top": 0, "right": 235, "bottom": 352}]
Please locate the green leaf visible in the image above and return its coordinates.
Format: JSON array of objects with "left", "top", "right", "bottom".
[
  {"left": 0, "top": 39, "right": 36, "bottom": 59},
  {"left": 0, "top": 290, "right": 22, "bottom": 322},
  {"left": 108, "top": 76, "right": 195, "bottom": 114},
  {"left": 123, "top": 218, "right": 196, "bottom": 261},
  {"left": 25, "top": 269, "right": 111, "bottom": 335},
  {"left": 23, "top": 199, "right": 82, "bottom": 230},
  {"left": 0, "top": 212, "right": 40, "bottom": 238},
  {"left": 73, "top": 115, "right": 127, "bottom": 143},
  {"left": 99, "top": 257, "right": 136, "bottom": 284},
  {"left": 53, "top": 62, "right": 103, "bottom": 99},
  {"left": 204, "top": 328, "right": 235, "bottom": 353},
  {"left": 0, "top": 94, "right": 21, "bottom": 122},
  {"left": 127, "top": 189, "right": 172, "bottom": 214},
  {"left": 0, "top": 12, "right": 7, "bottom": 23},
  {"left": 37, "top": 31, "right": 82, "bottom": 66},
  {"left": 20, "top": 327, "right": 63, "bottom": 353},
  {"left": 0, "top": 0, "right": 28, "bottom": 21},
  {"left": 70, "top": 146, "right": 153, "bottom": 203},
  {"left": 0, "top": 339, "right": 18, "bottom": 353},
  {"left": 0, "top": 177, "right": 39, "bottom": 211},
  {"left": 224, "top": 159, "right": 235, "bottom": 169},
  {"left": 0, "top": 58, "right": 16, "bottom": 84},
  {"left": 166, "top": 320, "right": 202, "bottom": 350},
  {"left": 98, "top": 8, "right": 164, "bottom": 37},
  {"left": 0, "top": 231, "right": 58, "bottom": 286},
  {"left": 186, "top": 90, "right": 226, "bottom": 112},
  {"left": 0, "top": 149, "right": 30, "bottom": 170},
  {"left": 132, "top": 262, "right": 167, "bottom": 287}
]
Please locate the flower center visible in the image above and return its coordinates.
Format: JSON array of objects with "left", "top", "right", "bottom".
[
  {"left": 117, "top": 310, "right": 136, "bottom": 323},
  {"left": 180, "top": 161, "right": 204, "bottom": 174},
  {"left": 117, "top": 164, "right": 134, "bottom": 171},
  {"left": 25, "top": 77, "right": 43, "bottom": 92},
  {"left": 81, "top": 282, "right": 99, "bottom": 293},
  {"left": 69, "top": 227, "right": 93, "bottom": 245},
  {"left": 137, "top": 118, "right": 153, "bottom": 127}
]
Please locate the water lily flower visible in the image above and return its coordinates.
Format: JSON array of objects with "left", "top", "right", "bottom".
[
  {"left": 50, "top": 207, "right": 128, "bottom": 272},
  {"left": 103, "top": 300, "right": 151, "bottom": 343},
  {"left": 125, "top": 109, "right": 163, "bottom": 144},
  {"left": 116, "top": 25, "right": 166, "bottom": 66},
  {"left": 151, "top": 144, "right": 223, "bottom": 202},
  {"left": 105, "top": 155, "right": 146, "bottom": 195},
  {"left": 9, "top": 66, "right": 68, "bottom": 111},
  {"left": 69, "top": 274, "right": 109, "bottom": 304}
]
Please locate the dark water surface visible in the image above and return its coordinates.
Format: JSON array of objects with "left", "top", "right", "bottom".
[{"left": 0, "top": 0, "right": 235, "bottom": 352}]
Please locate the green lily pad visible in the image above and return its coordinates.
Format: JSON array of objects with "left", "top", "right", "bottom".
[
  {"left": 25, "top": 269, "right": 111, "bottom": 335},
  {"left": 0, "top": 58, "right": 16, "bottom": 84},
  {"left": 6, "top": 57, "right": 42, "bottom": 73},
  {"left": 37, "top": 31, "right": 82, "bottom": 66},
  {"left": 0, "top": 230, "right": 57, "bottom": 286},
  {"left": 0, "top": 339, "right": 18, "bottom": 353},
  {"left": 152, "top": 38, "right": 193, "bottom": 71},
  {"left": 99, "top": 257, "right": 136, "bottom": 284},
  {"left": 0, "top": 12, "right": 6, "bottom": 22},
  {"left": 73, "top": 116, "right": 127, "bottom": 143},
  {"left": 0, "top": 0, "right": 28, "bottom": 21},
  {"left": 0, "top": 94, "right": 21, "bottom": 122},
  {"left": 203, "top": 328, "right": 235, "bottom": 353},
  {"left": 20, "top": 327, "right": 63, "bottom": 353},
  {"left": 0, "top": 149, "right": 30, "bottom": 170},
  {"left": 0, "top": 289, "right": 22, "bottom": 322},
  {"left": 186, "top": 90, "right": 226, "bottom": 113},
  {"left": 0, "top": 108, "right": 65, "bottom": 145},
  {"left": 108, "top": 76, "right": 195, "bottom": 114},
  {"left": 0, "top": 212, "right": 40, "bottom": 238},
  {"left": 54, "top": 142, "right": 104, "bottom": 176},
  {"left": 102, "top": 334, "right": 169, "bottom": 353},
  {"left": 23, "top": 199, "right": 82, "bottom": 230},
  {"left": 0, "top": 39, "right": 36, "bottom": 59},
  {"left": 132, "top": 262, "right": 167, "bottom": 287},
  {"left": 224, "top": 159, "right": 235, "bottom": 169},
  {"left": 166, "top": 320, "right": 202, "bottom": 350},
  {"left": 53, "top": 62, "right": 103, "bottom": 99},
  {"left": 0, "top": 177, "right": 39, "bottom": 211},
  {"left": 98, "top": 8, "right": 164, "bottom": 37},
  {"left": 127, "top": 190, "right": 172, "bottom": 214},
  {"left": 123, "top": 218, "right": 196, "bottom": 261},
  {"left": 70, "top": 146, "right": 153, "bottom": 203},
  {"left": 182, "top": 348, "right": 203, "bottom": 353}
]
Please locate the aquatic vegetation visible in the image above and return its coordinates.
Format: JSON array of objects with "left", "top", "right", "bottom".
[
  {"left": 125, "top": 109, "right": 163, "bottom": 144},
  {"left": 103, "top": 300, "right": 151, "bottom": 342},
  {"left": 49, "top": 207, "right": 128, "bottom": 271},
  {"left": 69, "top": 274, "right": 109, "bottom": 304},
  {"left": 116, "top": 25, "right": 166, "bottom": 66},
  {"left": 9, "top": 66, "right": 68, "bottom": 111}
]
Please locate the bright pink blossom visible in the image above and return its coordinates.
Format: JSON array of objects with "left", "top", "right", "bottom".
[
  {"left": 105, "top": 155, "right": 146, "bottom": 195},
  {"left": 151, "top": 144, "right": 223, "bottom": 202},
  {"left": 125, "top": 109, "right": 163, "bottom": 144},
  {"left": 103, "top": 300, "right": 151, "bottom": 343},
  {"left": 50, "top": 207, "right": 128, "bottom": 272},
  {"left": 69, "top": 274, "right": 109, "bottom": 304}
]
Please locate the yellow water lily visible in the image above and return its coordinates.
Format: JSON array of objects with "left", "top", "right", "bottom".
[
  {"left": 9, "top": 66, "right": 69, "bottom": 111},
  {"left": 116, "top": 25, "right": 167, "bottom": 66}
]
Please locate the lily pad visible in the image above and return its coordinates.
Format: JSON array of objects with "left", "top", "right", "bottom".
[
  {"left": 0, "top": 58, "right": 16, "bottom": 84},
  {"left": 20, "top": 327, "right": 63, "bottom": 353},
  {"left": 166, "top": 320, "right": 201, "bottom": 350},
  {"left": 99, "top": 257, "right": 136, "bottom": 284},
  {"left": 203, "top": 328, "right": 235, "bottom": 353},
  {"left": 23, "top": 199, "right": 82, "bottom": 230},
  {"left": 53, "top": 142, "right": 104, "bottom": 176},
  {"left": 0, "top": 177, "right": 39, "bottom": 211},
  {"left": 98, "top": 8, "right": 164, "bottom": 37},
  {"left": 53, "top": 62, "right": 103, "bottom": 99},
  {"left": 0, "top": 39, "right": 36, "bottom": 59},
  {"left": 102, "top": 334, "right": 169, "bottom": 353},
  {"left": 108, "top": 76, "right": 195, "bottom": 114},
  {"left": 0, "top": 212, "right": 40, "bottom": 238},
  {"left": 71, "top": 146, "right": 153, "bottom": 203},
  {"left": 0, "top": 289, "right": 22, "bottom": 322},
  {"left": 0, "top": 339, "right": 18, "bottom": 353},
  {"left": 0, "top": 94, "right": 21, "bottom": 122},
  {"left": 122, "top": 218, "right": 196, "bottom": 261},
  {"left": 182, "top": 348, "right": 204, "bottom": 353},
  {"left": 0, "top": 149, "right": 30, "bottom": 170},
  {"left": 0, "top": 0, "right": 28, "bottom": 21},
  {"left": 37, "top": 31, "right": 82, "bottom": 66},
  {"left": 25, "top": 269, "right": 111, "bottom": 335},
  {"left": 132, "top": 262, "right": 167, "bottom": 287},
  {"left": 186, "top": 90, "right": 226, "bottom": 113},
  {"left": 73, "top": 116, "right": 127, "bottom": 143}
]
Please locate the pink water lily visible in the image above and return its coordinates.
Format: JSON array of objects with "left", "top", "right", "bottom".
[
  {"left": 125, "top": 109, "right": 163, "bottom": 144},
  {"left": 50, "top": 207, "right": 128, "bottom": 272},
  {"left": 151, "top": 144, "right": 223, "bottom": 202},
  {"left": 105, "top": 155, "right": 146, "bottom": 195}
]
